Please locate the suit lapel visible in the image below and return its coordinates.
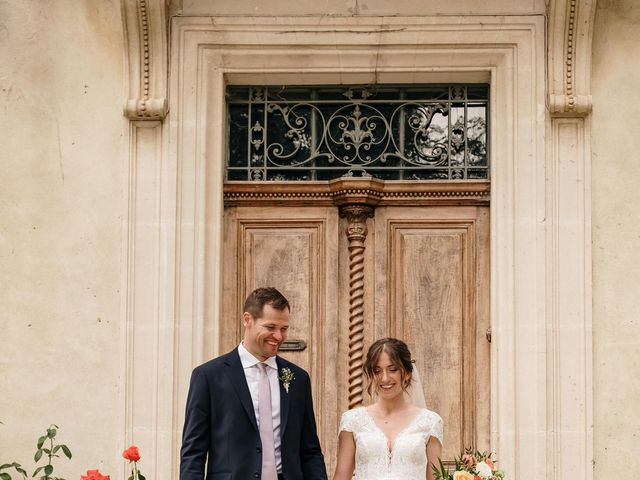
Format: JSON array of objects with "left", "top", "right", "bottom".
[
  {"left": 224, "top": 349, "right": 259, "bottom": 432},
  {"left": 276, "top": 356, "right": 290, "bottom": 436}
]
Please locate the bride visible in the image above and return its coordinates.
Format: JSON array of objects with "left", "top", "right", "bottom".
[{"left": 333, "top": 338, "right": 443, "bottom": 480}]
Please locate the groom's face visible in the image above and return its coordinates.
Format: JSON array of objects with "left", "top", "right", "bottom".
[{"left": 242, "top": 304, "right": 290, "bottom": 361}]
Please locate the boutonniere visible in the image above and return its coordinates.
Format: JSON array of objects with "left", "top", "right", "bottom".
[{"left": 279, "top": 367, "right": 295, "bottom": 393}]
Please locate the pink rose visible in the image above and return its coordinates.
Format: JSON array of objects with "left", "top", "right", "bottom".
[{"left": 462, "top": 453, "right": 476, "bottom": 467}]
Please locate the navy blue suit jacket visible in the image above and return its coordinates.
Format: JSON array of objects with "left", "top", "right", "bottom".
[{"left": 180, "top": 348, "right": 327, "bottom": 480}]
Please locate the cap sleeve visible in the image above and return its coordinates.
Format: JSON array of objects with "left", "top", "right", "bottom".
[
  {"left": 429, "top": 411, "right": 444, "bottom": 445},
  {"left": 339, "top": 409, "right": 356, "bottom": 433}
]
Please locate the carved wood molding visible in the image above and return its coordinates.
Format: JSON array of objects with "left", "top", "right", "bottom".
[
  {"left": 339, "top": 205, "right": 375, "bottom": 409},
  {"left": 122, "top": 0, "right": 168, "bottom": 120},
  {"left": 223, "top": 180, "right": 490, "bottom": 207},
  {"left": 547, "top": 0, "right": 598, "bottom": 117}
]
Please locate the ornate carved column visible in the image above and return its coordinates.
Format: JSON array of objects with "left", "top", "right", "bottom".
[
  {"left": 340, "top": 205, "right": 374, "bottom": 408},
  {"left": 547, "top": 2, "right": 597, "bottom": 479},
  {"left": 330, "top": 177, "right": 382, "bottom": 409}
]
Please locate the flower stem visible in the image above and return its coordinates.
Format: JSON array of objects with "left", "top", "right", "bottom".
[{"left": 46, "top": 437, "right": 53, "bottom": 480}]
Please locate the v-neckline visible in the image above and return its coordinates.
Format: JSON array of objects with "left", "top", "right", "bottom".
[{"left": 364, "top": 406, "right": 424, "bottom": 454}]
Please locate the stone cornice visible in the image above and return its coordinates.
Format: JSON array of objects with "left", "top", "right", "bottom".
[
  {"left": 122, "top": 0, "right": 168, "bottom": 120},
  {"left": 547, "top": 0, "right": 598, "bottom": 117}
]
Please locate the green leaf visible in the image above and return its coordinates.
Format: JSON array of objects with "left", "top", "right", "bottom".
[
  {"left": 60, "top": 445, "right": 72, "bottom": 459},
  {"left": 14, "top": 466, "right": 26, "bottom": 476},
  {"left": 431, "top": 463, "right": 439, "bottom": 480},
  {"left": 436, "top": 458, "right": 450, "bottom": 480},
  {"left": 44, "top": 465, "right": 53, "bottom": 476},
  {"left": 52, "top": 446, "right": 60, "bottom": 454},
  {"left": 46, "top": 428, "right": 56, "bottom": 439},
  {"left": 37, "top": 436, "right": 46, "bottom": 449},
  {"left": 128, "top": 475, "right": 133, "bottom": 480},
  {"left": 0, "top": 472, "right": 11, "bottom": 480},
  {"left": 138, "top": 474, "right": 146, "bottom": 480},
  {"left": 34, "top": 450, "right": 43, "bottom": 463},
  {"left": 42, "top": 449, "right": 51, "bottom": 455},
  {"left": 32, "top": 466, "right": 44, "bottom": 476},
  {"left": 0, "top": 464, "right": 10, "bottom": 470}
]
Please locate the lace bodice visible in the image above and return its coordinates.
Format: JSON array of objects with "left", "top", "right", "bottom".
[{"left": 339, "top": 406, "right": 443, "bottom": 480}]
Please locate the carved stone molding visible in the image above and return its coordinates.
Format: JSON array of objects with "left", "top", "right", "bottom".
[
  {"left": 547, "top": 0, "right": 598, "bottom": 117},
  {"left": 122, "top": 0, "right": 169, "bottom": 120},
  {"left": 339, "top": 205, "right": 375, "bottom": 409}
]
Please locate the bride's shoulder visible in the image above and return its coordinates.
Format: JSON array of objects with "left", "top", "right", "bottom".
[
  {"left": 416, "top": 408, "right": 443, "bottom": 426},
  {"left": 339, "top": 406, "right": 369, "bottom": 432},
  {"left": 340, "top": 406, "right": 368, "bottom": 421}
]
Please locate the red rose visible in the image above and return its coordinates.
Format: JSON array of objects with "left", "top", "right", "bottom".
[
  {"left": 122, "top": 445, "right": 141, "bottom": 462},
  {"left": 81, "top": 469, "right": 110, "bottom": 480}
]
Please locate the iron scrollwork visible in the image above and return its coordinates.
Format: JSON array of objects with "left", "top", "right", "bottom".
[{"left": 227, "top": 85, "right": 488, "bottom": 181}]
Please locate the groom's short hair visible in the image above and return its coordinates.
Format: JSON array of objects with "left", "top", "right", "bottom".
[{"left": 243, "top": 287, "right": 290, "bottom": 319}]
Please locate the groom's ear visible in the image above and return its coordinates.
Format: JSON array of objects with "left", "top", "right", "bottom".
[{"left": 242, "top": 311, "right": 253, "bottom": 328}]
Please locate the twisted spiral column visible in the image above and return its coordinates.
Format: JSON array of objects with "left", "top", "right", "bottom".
[{"left": 340, "top": 205, "right": 374, "bottom": 409}]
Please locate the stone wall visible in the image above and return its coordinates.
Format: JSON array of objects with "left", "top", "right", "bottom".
[
  {"left": 592, "top": 0, "right": 640, "bottom": 475},
  {"left": 0, "top": 0, "right": 125, "bottom": 476}
]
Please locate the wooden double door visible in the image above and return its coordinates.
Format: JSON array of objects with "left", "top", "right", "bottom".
[{"left": 222, "top": 181, "right": 490, "bottom": 472}]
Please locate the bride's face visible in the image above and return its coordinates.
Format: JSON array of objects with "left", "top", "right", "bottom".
[{"left": 373, "top": 351, "right": 406, "bottom": 400}]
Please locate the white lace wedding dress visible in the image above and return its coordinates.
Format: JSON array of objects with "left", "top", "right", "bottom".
[{"left": 339, "top": 406, "right": 443, "bottom": 480}]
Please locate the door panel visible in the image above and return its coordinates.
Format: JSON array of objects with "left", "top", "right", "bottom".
[
  {"left": 374, "top": 206, "right": 490, "bottom": 459},
  {"left": 222, "top": 205, "right": 340, "bottom": 469}
]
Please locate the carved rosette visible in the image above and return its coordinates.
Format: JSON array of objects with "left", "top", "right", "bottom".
[{"left": 340, "top": 205, "right": 374, "bottom": 409}]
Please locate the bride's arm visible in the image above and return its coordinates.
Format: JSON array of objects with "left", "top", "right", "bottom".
[
  {"left": 426, "top": 436, "right": 443, "bottom": 480},
  {"left": 333, "top": 431, "right": 356, "bottom": 480}
]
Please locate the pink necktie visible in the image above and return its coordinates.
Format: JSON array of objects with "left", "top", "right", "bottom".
[{"left": 257, "top": 363, "right": 278, "bottom": 480}]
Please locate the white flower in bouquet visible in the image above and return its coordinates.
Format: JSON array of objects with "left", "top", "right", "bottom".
[{"left": 475, "top": 461, "right": 493, "bottom": 479}]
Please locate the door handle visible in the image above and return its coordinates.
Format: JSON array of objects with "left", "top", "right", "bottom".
[{"left": 279, "top": 339, "right": 307, "bottom": 352}]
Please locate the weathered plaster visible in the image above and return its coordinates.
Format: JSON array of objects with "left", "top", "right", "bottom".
[
  {"left": 0, "top": 0, "right": 126, "bottom": 475},
  {"left": 175, "top": 0, "right": 545, "bottom": 16},
  {"left": 592, "top": 0, "right": 640, "bottom": 474}
]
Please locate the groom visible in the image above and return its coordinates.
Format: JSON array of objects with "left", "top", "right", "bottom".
[{"left": 180, "top": 287, "right": 327, "bottom": 480}]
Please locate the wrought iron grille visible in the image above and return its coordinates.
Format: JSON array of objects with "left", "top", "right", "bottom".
[{"left": 226, "top": 84, "right": 489, "bottom": 181}]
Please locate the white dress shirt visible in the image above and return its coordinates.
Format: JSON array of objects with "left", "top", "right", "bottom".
[{"left": 238, "top": 342, "right": 282, "bottom": 473}]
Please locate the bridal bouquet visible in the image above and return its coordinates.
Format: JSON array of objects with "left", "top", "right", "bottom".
[{"left": 433, "top": 448, "right": 505, "bottom": 480}]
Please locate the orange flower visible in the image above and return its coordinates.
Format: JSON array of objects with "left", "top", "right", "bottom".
[
  {"left": 484, "top": 458, "right": 495, "bottom": 470},
  {"left": 122, "top": 445, "right": 140, "bottom": 462},
  {"left": 452, "top": 472, "right": 474, "bottom": 480},
  {"left": 81, "top": 469, "right": 110, "bottom": 480}
]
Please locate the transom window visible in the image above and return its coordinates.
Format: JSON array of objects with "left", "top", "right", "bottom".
[{"left": 226, "top": 84, "right": 489, "bottom": 181}]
